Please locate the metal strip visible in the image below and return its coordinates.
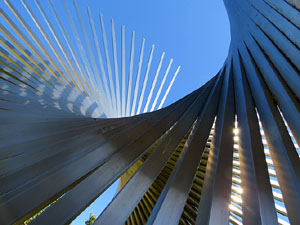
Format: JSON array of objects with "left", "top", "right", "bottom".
[
  {"left": 27, "top": 85, "right": 203, "bottom": 225},
  {"left": 233, "top": 49, "right": 277, "bottom": 224},
  {"left": 143, "top": 52, "right": 165, "bottom": 113},
  {"left": 157, "top": 65, "right": 180, "bottom": 110},
  {"left": 95, "top": 78, "right": 217, "bottom": 225},
  {"left": 150, "top": 58, "right": 173, "bottom": 112},
  {"left": 239, "top": 41, "right": 300, "bottom": 224},
  {"left": 196, "top": 62, "right": 235, "bottom": 225},
  {"left": 136, "top": 45, "right": 154, "bottom": 115},
  {"left": 125, "top": 31, "right": 135, "bottom": 116},
  {"left": 150, "top": 70, "right": 223, "bottom": 225},
  {"left": 131, "top": 38, "right": 145, "bottom": 116}
]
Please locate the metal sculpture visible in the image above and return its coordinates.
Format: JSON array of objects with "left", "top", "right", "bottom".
[{"left": 0, "top": 0, "right": 299, "bottom": 225}]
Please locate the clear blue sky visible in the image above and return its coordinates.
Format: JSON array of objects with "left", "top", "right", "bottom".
[
  {"left": 70, "top": 0, "right": 230, "bottom": 224},
  {"left": 75, "top": 0, "right": 231, "bottom": 107}
]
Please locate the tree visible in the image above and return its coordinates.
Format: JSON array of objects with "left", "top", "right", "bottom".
[{"left": 85, "top": 213, "right": 96, "bottom": 225}]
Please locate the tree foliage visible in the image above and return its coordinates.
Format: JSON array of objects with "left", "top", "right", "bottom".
[{"left": 85, "top": 213, "right": 96, "bottom": 225}]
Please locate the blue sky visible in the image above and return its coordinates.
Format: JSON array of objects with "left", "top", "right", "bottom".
[
  {"left": 74, "top": 0, "right": 231, "bottom": 107},
  {"left": 69, "top": 0, "right": 230, "bottom": 224}
]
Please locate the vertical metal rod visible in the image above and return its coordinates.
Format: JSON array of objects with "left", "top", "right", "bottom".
[
  {"left": 121, "top": 25, "right": 126, "bottom": 117},
  {"left": 158, "top": 66, "right": 180, "bottom": 110},
  {"left": 150, "top": 58, "right": 173, "bottom": 112},
  {"left": 125, "top": 31, "right": 135, "bottom": 116},
  {"left": 143, "top": 52, "right": 165, "bottom": 113},
  {"left": 111, "top": 19, "right": 121, "bottom": 117},
  {"left": 87, "top": 7, "right": 113, "bottom": 117},
  {"left": 131, "top": 38, "right": 145, "bottom": 116},
  {"left": 136, "top": 45, "right": 154, "bottom": 115},
  {"left": 100, "top": 13, "right": 117, "bottom": 115}
]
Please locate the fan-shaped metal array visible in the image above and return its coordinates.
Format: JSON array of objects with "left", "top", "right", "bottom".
[
  {"left": 1, "top": 0, "right": 300, "bottom": 225},
  {"left": 0, "top": 0, "right": 179, "bottom": 118}
]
